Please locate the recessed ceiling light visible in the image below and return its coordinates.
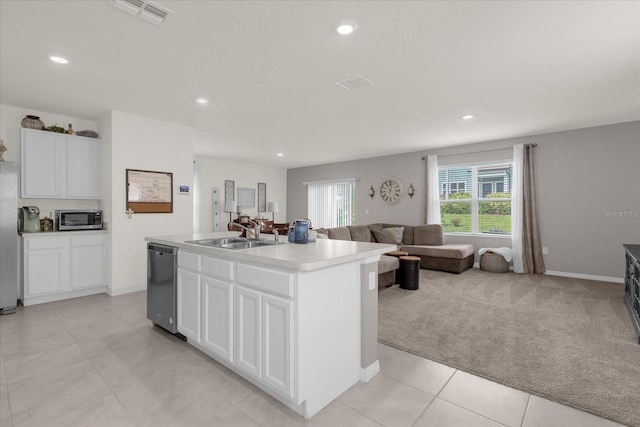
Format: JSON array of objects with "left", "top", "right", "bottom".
[
  {"left": 276, "top": 153, "right": 284, "bottom": 157},
  {"left": 49, "top": 56, "right": 69, "bottom": 64},
  {"left": 195, "top": 98, "right": 209, "bottom": 105},
  {"left": 337, "top": 20, "right": 357, "bottom": 35},
  {"left": 462, "top": 114, "right": 475, "bottom": 120}
]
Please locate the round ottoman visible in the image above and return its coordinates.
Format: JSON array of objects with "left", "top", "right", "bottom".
[
  {"left": 399, "top": 256, "right": 421, "bottom": 290},
  {"left": 480, "top": 252, "right": 509, "bottom": 273},
  {"left": 386, "top": 250, "right": 409, "bottom": 258}
]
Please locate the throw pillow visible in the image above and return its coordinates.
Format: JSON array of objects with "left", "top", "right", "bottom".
[
  {"left": 372, "top": 229, "right": 396, "bottom": 244},
  {"left": 373, "top": 226, "right": 404, "bottom": 244},
  {"left": 316, "top": 233, "right": 329, "bottom": 239},
  {"left": 385, "top": 226, "right": 404, "bottom": 244},
  {"left": 385, "top": 227, "right": 404, "bottom": 244}
]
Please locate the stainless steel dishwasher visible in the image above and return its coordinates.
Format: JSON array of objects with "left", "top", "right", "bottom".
[{"left": 147, "top": 243, "right": 185, "bottom": 340}]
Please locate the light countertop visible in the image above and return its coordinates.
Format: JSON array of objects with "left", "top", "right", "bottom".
[
  {"left": 146, "top": 232, "right": 395, "bottom": 271},
  {"left": 20, "top": 229, "right": 108, "bottom": 237}
]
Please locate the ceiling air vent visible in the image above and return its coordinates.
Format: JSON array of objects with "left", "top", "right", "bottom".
[
  {"left": 112, "top": 0, "right": 173, "bottom": 25},
  {"left": 336, "top": 75, "right": 374, "bottom": 92}
]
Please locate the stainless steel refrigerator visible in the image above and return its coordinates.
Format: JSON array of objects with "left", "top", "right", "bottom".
[{"left": 0, "top": 162, "right": 18, "bottom": 314}]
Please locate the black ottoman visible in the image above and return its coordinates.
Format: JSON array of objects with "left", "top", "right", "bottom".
[{"left": 399, "top": 256, "right": 420, "bottom": 290}]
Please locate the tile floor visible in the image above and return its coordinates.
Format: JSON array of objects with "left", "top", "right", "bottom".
[{"left": 0, "top": 292, "right": 625, "bottom": 427}]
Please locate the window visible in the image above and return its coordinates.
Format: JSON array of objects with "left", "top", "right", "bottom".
[
  {"left": 307, "top": 179, "right": 356, "bottom": 228},
  {"left": 439, "top": 163, "right": 512, "bottom": 235}
]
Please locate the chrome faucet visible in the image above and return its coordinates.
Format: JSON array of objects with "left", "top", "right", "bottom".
[
  {"left": 272, "top": 228, "right": 280, "bottom": 244},
  {"left": 234, "top": 220, "right": 261, "bottom": 240}
]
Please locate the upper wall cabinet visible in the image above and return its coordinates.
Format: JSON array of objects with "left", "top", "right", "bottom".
[{"left": 21, "top": 129, "right": 102, "bottom": 199}]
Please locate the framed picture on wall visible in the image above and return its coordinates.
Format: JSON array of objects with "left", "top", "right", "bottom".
[
  {"left": 257, "top": 182, "right": 266, "bottom": 212},
  {"left": 224, "top": 180, "right": 235, "bottom": 205},
  {"left": 237, "top": 187, "right": 255, "bottom": 209}
]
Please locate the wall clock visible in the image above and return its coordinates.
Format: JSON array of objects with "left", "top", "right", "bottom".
[{"left": 379, "top": 176, "right": 404, "bottom": 206}]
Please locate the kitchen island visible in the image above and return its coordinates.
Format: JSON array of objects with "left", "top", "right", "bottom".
[{"left": 145, "top": 232, "right": 395, "bottom": 419}]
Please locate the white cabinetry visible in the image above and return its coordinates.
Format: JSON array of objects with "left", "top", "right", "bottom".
[
  {"left": 21, "top": 129, "right": 102, "bottom": 199},
  {"left": 70, "top": 234, "right": 105, "bottom": 289},
  {"left": 201, "top": 256, "right": 234, "bottom": 363},
  {"left": 235, "top": 263, "right": 295, "bottom": 399},
  {"left": 235, "top": 285, "right": 262, "bottom": 380},
  {"left": 22, "top": 232, "right": 107, "bottom": 305},
  {"left": 177, "top": 251, "right": 201, "bottom": 344},
  {"left": 262, "top": 294, "right": 294, "bottom": 398},
  {"left": 176, "top": 252, "right": 295, "bottom": 400},
  {"left": 24, "top": 236, "right": 69, "bottom": 296}
]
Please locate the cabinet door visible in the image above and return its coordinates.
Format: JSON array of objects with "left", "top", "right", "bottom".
[
  {"left": 66, "top": 136, "right": 101, "bottom": 199},
  {"left": 70, "top": 245, "right": 104, "bottom": 289},
  {"left": 262, "top": 294, "right": 294, "bottom": 398},
  {"left": 21, "top": 129, "right": 65, "bottom": 198},
  {"left": 177, "top": 268, "right": 201, "bottom": 343},
  {"left": 235, "top": 285, "right": 262, "bottom": 380},
  {"left": 202, "top": 277, "right": 233, "bottom": 362},
  {"left": 25, "top": 248, "right": 70, "bottom": 297}
]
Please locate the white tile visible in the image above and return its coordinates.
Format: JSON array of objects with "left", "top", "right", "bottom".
[
  {"left": 338, "top": 373, "right": 435, "bottom": 427},
  {"left": 523, "top": 396, "right": 625, "bottom": 427},
  {"left": 3, "top": 343, "right": 86, "bottom": 385},
  {"left": 438, "top": 370, "right": 529, "bottom": 427},
  {"left": 235, "top": 391, "right": 307, "bottom": 427},
  {"left": 8, "top": 359, "right": 106, "bottom": 414},
  {"left": 414, "top": 398, "right": 506, "bottom": 427},
  {"left": 11, "top": 376, "right": 123, "bottom": 427},
  {"left": 307, "top": 400, "right": 383, "bottom": 427},
  {"left": 381, "top": 350, "right": 455, "bottom": 396}
]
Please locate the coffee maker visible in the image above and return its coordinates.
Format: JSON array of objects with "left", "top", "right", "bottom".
[{"left": 18, "top": 206, "right": 41, "bottom": 233}]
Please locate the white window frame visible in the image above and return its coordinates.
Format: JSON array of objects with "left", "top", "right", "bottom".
[{"left": 439, "top": 163, "right": 512, "bottom": 236}]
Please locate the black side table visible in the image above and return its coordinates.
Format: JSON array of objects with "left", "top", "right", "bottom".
[{"left": 399, "top": 256, "right": 420, "bottom": 290}]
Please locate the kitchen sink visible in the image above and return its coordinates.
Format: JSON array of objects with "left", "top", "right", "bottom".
[
  {"left": 219, "top": 240, "right": 277, "bottom": 250},
  {"left": 186, "top": 237, "right": 247, "bottom": 246},
  {"left": 185, "top": 237, "right": 277, "bottom": 250}
]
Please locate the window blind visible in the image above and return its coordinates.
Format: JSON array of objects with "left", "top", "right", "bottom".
[{"left": 307, "top": 180, "right": 356, "bottom": 228}]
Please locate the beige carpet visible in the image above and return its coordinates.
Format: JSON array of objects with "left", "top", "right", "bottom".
[{"left": 378, "top": 268, "right": 640, "bottom": 427}]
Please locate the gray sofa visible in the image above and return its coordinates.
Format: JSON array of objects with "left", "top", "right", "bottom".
[{"left": 315, "top": 224, "right": 475, "bottom": 287}]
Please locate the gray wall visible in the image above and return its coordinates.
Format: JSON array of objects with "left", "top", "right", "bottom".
[
  {"left": 287, "top": 121, "right": 640, "bottom": 279},
  {"left": 287, "top": 152, "right": 427, "bottom": 226}
]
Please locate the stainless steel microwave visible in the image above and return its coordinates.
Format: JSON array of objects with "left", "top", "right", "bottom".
[{"left": 54, "top": 210, "right": 103, "bottom": 231}]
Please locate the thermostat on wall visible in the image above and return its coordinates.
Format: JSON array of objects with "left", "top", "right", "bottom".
[{"left": 179, "top": 185, "right": 190, "bottom": 194}]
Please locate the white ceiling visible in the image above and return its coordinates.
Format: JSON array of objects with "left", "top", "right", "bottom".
[{"left": 1, "top": 1, "right": 638, "bottom": 169}]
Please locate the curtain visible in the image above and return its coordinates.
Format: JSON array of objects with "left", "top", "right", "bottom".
[
  {"left": 522, "top": 144, "right": 546, "bottom": 273},
  {"left": 426, "top": 155, "right": 441, "bottom": 224},
  {"left": 512, "top": 144, "right": 545, "bottom": 273},
  {"left": 512, "top": 145, "right": 524, "bottom": 272}
]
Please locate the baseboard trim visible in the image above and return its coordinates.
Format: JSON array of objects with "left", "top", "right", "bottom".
[
  {"left": 108, "top": 283, "right": 146, "bottom": 296},
  {"left": 473, "top": 263, "right": 622, "bottom": 283},
  {"left": 544, "top": 270, "right": 623, "bottom": 284},
  {"left": 359, "top": 360, "right": 380, "bottom": 383}
]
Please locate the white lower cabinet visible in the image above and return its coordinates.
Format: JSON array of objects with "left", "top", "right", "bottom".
[
  {"left": 202, "top": 277, "right": 234, "bottom": 362},
  {"left": 22, "top": 232, "right": 107, "bottom": 305},
  {"left": 25, "top": 244, "right": 69, "bottom": 296},
  {"left": 235, "top": 285, "right": 263, "bottom": 380},
  {"left": 70, "top": 235, "right": 105, "bottom": 289},
  {"left": 177, "top": 251, "right": 295, "bottom": 402},
  {"left": 177, "top": 268, "right": 201, "bottom": 343},
  {"left": 262, "top": 294, "right": 294, "bottom": 399}
]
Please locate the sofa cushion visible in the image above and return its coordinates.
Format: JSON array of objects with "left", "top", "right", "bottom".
[
  {"left": 315, "top": 228, "right": 329, "bottom": 236},
  {"left": 373, "top": 229, "right": 402, "bottom": 244},
  {"left": 383, "top": 224, "right": 414, "bottom": 245},
  {"left": 347, "top": 225, "right": 373, "bottom": 242},
  {"left": 414, "top": 224, "right": 444, "bottom": 246},
  {"left": 367, "top": 223, "right": 385, "bottom": 232},
  {"left": 327, "top": 227, "right": 351, "bottom": 241},
  {"left": 401, "top": 244, "right": 475, "bottom": 260},
  {"left": 378, "top": 255, "right": 399, "bottom": 274}
]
